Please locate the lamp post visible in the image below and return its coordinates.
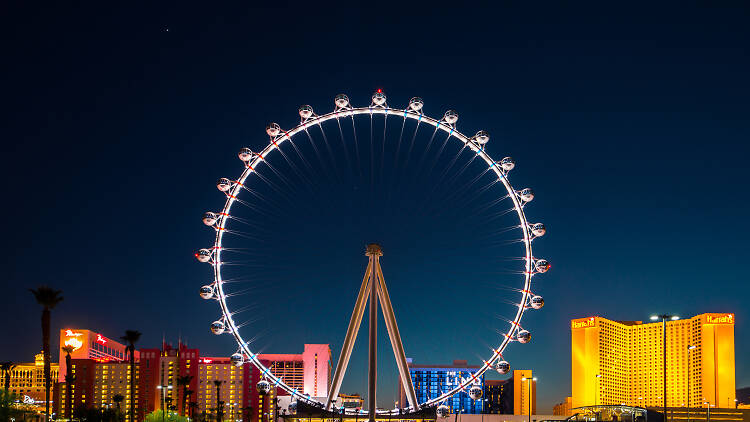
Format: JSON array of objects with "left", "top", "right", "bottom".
[
  {"left": 687, "top": 345, "right": 697, "bottom": 422},
  {"left": 650, "top": 313, "right": 679, "bottom": 418},
  {"left": 595, "top": 375, "right": 602, "bottom": 406},
  {"left": 521, "top": 377, "right": 537, "bottom": 422},
  {"left": 156, "top": 385, "right": 173, "bottom": 422}
]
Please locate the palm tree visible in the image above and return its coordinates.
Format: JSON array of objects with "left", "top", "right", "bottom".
[
  {"left": 0, "top": 362, "right": 16, "bottom": 391},
  {"left": 213, "top": 380, "right": 223, "bottom": 421},
  {"left": 30, "top": 286, "right": 63, "bottom": 421},
  {"left": 176, "top": 375, "right": 193, "bottom": 416},
  {"left": 184, "top": 389, "right": 194, "bottom": 419},
  {"left": 61, "top": 345, "right": 76, "bottom": 419},
  {"left": 242, "top": 405, "right": 253, "bottom": 422},
  {"left": 188, "top": 401, "right": 199, "bottom": 421},
  {"left": 120, "top": 330, "right": 142, "bottom": 422},
  {"left": 113, "top": 394, "right": 125, "bottom": 419}
]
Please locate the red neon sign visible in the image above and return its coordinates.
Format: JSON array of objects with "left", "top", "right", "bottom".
[{"left": 96, "top": 334, "right": 107, "bottom": 345}]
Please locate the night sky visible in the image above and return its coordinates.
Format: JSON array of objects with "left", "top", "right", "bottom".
[{"left": 3, "top": 2, "right": 749, "bottom": 413}]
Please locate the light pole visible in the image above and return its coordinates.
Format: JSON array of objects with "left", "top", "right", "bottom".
[
  {"left": 521, "top": 377, "right": 537, "bottom": 422},
  {"left": 687, "top": 345, "right": 697, "bottom": 422},
  {"left": 595, "top": 375, "right": 602, "bottom": 406},
  {"left": 650, "top": 313, "right": 679, "bottom": 418},
  {"left": 156, "top": 385, "right": 173, "bottom": 422}
]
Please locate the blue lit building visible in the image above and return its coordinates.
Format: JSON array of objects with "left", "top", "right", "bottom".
[{"left": 398, "top": 359, "right": 484, "bottom": 414}]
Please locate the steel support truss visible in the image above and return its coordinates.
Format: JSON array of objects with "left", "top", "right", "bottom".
[{"left": 325, "top": 244, "right": 419, "bottom": 419}]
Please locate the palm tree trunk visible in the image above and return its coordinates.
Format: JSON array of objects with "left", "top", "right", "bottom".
[
  {"left": 129, "top": 346, "right": 135, "bottom": 422},
  {"left": 41, "top": 308, "right": 51, "bottom": 421},
  {"left": 66, "top": 354, "right": 72, "bottom": 420}
]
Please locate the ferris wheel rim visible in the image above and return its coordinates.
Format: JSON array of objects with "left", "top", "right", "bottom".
[{"left": 206, "top": 98, "right": 540, "bottom": 414}]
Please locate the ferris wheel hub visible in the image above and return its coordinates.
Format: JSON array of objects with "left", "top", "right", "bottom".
[{"left": 365, "top": 243, "right": 383, "bottom": 256}]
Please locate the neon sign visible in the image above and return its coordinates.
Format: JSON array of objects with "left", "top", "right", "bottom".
[
  {"left": 96, "top": 334, "right": 107, "bottom": 344},
  {"left": 571, "top": 317, "right": 596, "bottom": 329},
  {"left": 64, "top": 330, "right": 84, "bottom": 351},
  {"left": 706, "top": 314, "right": 734, "bottom": 324},
  {"left": 443, "top": 371, "right": 482, "bottom": 387}
]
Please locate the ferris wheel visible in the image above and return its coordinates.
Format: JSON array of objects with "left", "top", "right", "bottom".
[{"left": 196, "top": 91, "right": 550, "bottom": 417}]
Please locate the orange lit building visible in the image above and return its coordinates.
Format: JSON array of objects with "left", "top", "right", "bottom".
[
  {"left": 553, "top": 397, "right": 572, "bottom": 416},
  {"left": 59, "top": 329, "right": 132, "bottom": 383},
  {"left": 571, "top": 313, "right": 736, "bottom": 410},
  {"left": 513, "top": 370, "right": 537, "bottom": 416},
  {"left": 195, "top": 355, "right": 249, "bottom": 421},
  {"left": 6, "top": 352, "right": 59, "bottom": 414},
  {"left": 59, "top": 359, "right": 137, "bottom": 420}
]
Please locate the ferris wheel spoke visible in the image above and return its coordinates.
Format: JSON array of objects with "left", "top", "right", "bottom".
[
  {"left": 392, "top": 114, "right": 407, "bottom": 176},
  {"left": 270, "top": 140, "right": 316, "bottom": 194},
  {"left": 315, "top": 121, "right": 342, "bottom": 184},
  {"left": 302, "top": 128, "right": 334, "bottom": 183},
  {"left": 249, "top": 164, "right": 297, "bottom": 207},
  {"left": 285, "top": 136, "right": 320, "bottom": 184},
  {"left": 349, "top": 114, "right": 362, "bottom": 178},
  {"left": 414, "top": 142, "right": 470, "bottom": 215},
  {"left": 334, "top": 117, "right": 354, "bottom": 180},
  {"left": 378, "top": 111, "right": 389, "bottom": 184}
]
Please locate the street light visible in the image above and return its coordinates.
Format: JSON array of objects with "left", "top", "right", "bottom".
[
  {"left": 156, "top": 385, "right": 173, "bottom": 422},
  {"left": 595, "top": 375, "right": 602, "bottom": 406},
  {"left": 521, "top": 377, "right": 537, "bottom": 422},
  {"left": 650, "top": 313, "right": 679, "bottom": 417},
  {"left": 687, "top": 345, "right": 697, "bottom": 422}
]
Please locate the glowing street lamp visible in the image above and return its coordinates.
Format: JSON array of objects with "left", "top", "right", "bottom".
[
  {"left": 156, "top": 385, "right": 173, "bottom": 422},
  {"left": 687, "top": 345, "right": 697, "bottom": 422},
  {"left": 650, "top": 314, "right": 679, "bottom": 416},
  {"left": 521, "top": 377, "right": 537, "bottom": 422}
]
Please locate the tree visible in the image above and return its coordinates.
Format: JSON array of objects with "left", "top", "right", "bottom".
[
  {"left": 61, "top": 344, "right": 77, "bottom": 419},
  {"left": 242, "top": 405, "right": 253, "bottom": 422},
  {"left": 113, "top": 393, "right": 125, "bottom": 419},
  {"left": 176, "top": 375, "right": 193, "bottom": 416},
  {"left": 0, "top": 389, "right": 26, "bottom": 421},
  {"left": 213, "top": 380, "right": 224, "bottom": 421},
  {"left": 120, "top": 330, "right": 142, "bottom": 422},
  {"left": 0, "top": 362, "right": 16, "bottom": 391},
  {"left": 188, "top": 401, "right": 199, "bottom": 421},
  {"left": 144, "top": 409, "right": 188, "bottom": 422},
  {"left": 30, "top": 285, "right": 63, "bottom": 421}
]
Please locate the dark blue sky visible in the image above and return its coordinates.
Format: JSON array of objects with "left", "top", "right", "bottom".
[{"left": 3, "top": 1, "right": 749, "bottom": 412}]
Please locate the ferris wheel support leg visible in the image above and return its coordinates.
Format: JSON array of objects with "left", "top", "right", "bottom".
[
  {"left": 326, "top": 260, "right": 373, "bottom": 411},
  {"left": 374, "top": 259, "right": 420, "bottom": 411},
  {"left": 368, "top": 252, "right": 378, "bottom": 422}
]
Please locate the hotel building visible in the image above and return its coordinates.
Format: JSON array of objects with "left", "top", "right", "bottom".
[
  {"left": 399, "top": 359, "right": 484, "bottom": 414},
  {"left": 484, "top": 370, "right": 537, "bottom": 416},
  {"left": 5, "top": 352, "right": 59, "bottom": 414},
  {"left": 571, "top": 313, "right": 736, "bottom": 409},
  {"left": 58, "top": 329, "right": 132, "bottom": 383},
  {"left": 53, "top": 336, "right": 330, "bottom": 422}
]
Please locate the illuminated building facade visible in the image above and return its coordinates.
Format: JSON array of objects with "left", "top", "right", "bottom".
[
  {"left": 59, "top": 329, "right": 132, "bottom": 383},
  {"left": 553, "top": 397, "right": 572, "bottom": 416},
  {"left": 247, "top": 344, "right": 332, "bottom": 422},
  {"left": 138, "top": 343, "right": 200, "bottom": 420},
  {"left": 53, "top": 337, "right": 329, "bottom": 422},
  {"left": 571, "top": 313, "right": 736, "bottom": 409},
  {"left": 399, "top": 360, "right": 484, "bottom": 414},
  {"left": 58, "top": 360, "right": 136, "bottom": 420},
  {"left": 195, "top": 355, "right": 250, "bottom": 421},
  {"left": 339, "top": 393, "right": 364, "bottom": 410},
  {"left": 5, "top": 352, "right": 59, "bottom": 414},
  {"left": 483, "top": 370, "right": 536, "bottom": 415},
  {"left": 258, "top": 344, "right": 332, "bottom": 397}
]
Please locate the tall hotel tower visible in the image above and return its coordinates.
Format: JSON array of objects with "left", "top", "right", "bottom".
[{"left": 571, "top": 313, "right": 735, "bottom": 409}]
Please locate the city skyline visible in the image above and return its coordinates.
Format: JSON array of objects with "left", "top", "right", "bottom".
[{"left": 3, "top": 1, "right": 750, "bottom": 415}]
